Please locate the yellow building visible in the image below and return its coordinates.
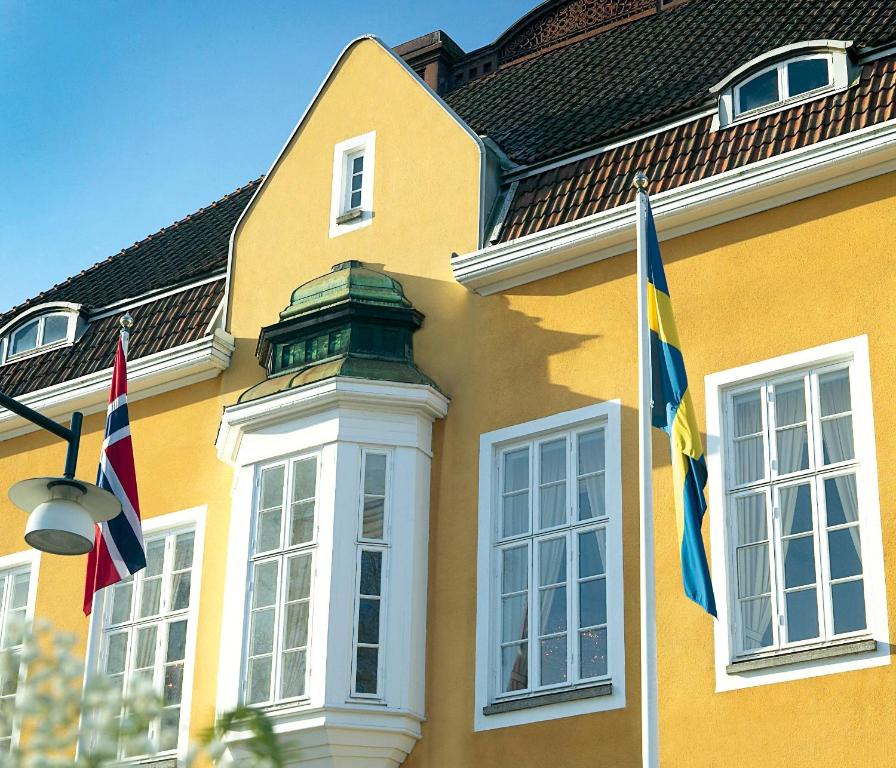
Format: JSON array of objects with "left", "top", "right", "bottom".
[{"left": 2, "top": 0, "right": 896, "bottom": 765}]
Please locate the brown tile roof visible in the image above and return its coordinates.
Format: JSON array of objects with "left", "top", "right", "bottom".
[
  {"left": 496, "top": 56, "right": 896, "bottom": 242},
  {"left": 444, "top": 0, "right": 896, "bottom": 165},
  {"left": 0, "top": 279, "right": 224, "bottom": 398}
]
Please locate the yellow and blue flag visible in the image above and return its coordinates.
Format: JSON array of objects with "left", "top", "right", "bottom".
[{"left": 645, "top": 202, "right": 717, "bottom": 617}]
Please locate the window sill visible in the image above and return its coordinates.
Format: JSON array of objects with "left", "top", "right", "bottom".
[
  {"left": 482, "top": 682, "right": 612, "bottom": 715},
  {"left": 119, "top": 753, "right": 177, "bottom": 768},
  {"left": 727, "top": 637, "right": 876, "bottom": 674},
  {"left": 335, "top": 208, "right": 363, "bottom": 225}
]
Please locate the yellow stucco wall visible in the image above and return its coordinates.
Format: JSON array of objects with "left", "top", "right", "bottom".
[{"left": 2, "top": 31, "right": 895, "bottom": 768}]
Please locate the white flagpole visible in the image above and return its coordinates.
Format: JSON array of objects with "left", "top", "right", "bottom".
[
  {"left": 120, "top": 312, "right": 133, "bottom": 356},
  {"left": 634, "top": 171, "right": 659, "bottom": 768}
]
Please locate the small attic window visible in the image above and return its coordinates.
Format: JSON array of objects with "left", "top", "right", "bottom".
[
  {"left": 735, "top": 55, "right": 832, "bottom": 116},
  {"left": 329, "top": 132, "right": 376, "bottom": 238},
  {"left": 1, "top": 306, "right": 81, "bottom": 364},
  {"left": 712, "top": 42, "right": 855, "bottom": 130}
]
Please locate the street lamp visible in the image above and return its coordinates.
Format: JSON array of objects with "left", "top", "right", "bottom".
[{"left": 0, "top": 393, "right": 120, "bottom": 556}]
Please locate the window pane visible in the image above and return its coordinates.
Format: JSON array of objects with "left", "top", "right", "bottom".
[
  {"left": 166, "top": 621, "right": 187, "bottom": 662},
  {"left": 256, "top": 508, "right": 282, "bottom": 554},
  {"left": 733, "top": 391, "right": 762, "bottom": 436},
  {"left": 736, "top": 544, "right": 770, "bottom": 598},
  {"left": 159, "top": 708, "right": 180, "bottom": 751},
  {"left": 140, "top": 577, "right": 162, "bottom": 618},
  {"left": 283, "top": 602, "right": 310, "bottom": 648},
  {"left": 501, "top": 643, "right": 528, "bottom": 692},
  {"left": 502, "top": 594, "right": 528, "bottom": 642},
  {"left": 246, "top": 657, "right": 272, "bottom": 704},
  {"left": 776, "top": 425, "right": 809, "bottom": 474},
  {"left": 163, "top": 664, "right": 183, "bottom": 705},
  {"left": 539, "top": 636, "right": 567, "bottom": 685},
  {"left": 539, "top": 587, "right": 566, "bottom": 635},
  {"left": 253, "top": 561, "right": 279, "bottom": 608},
  {"left": 733, "top": 437, "right": 764, "bottom": 485},
  {"left": 540, "top": 440, "right": 566, "bottom": 484},
  {"left": 292, "top": 458, "right": 317, "bottom": 502},
  {"left": 260, "top": 465, "right": 285, "bottom": 509},
  {"left": 10, "top": 321, "right": 38, "bottom": 355},
  {"left": 351, "top": 173, "right": 363, "bottom": 193},
  {"left": 170, "top": 572, "right": 191, "bottom": 611},
  {"left": 352, "top": 155, "right": 364, "bottom": 174},
  {"left": 106, "top": 633, "right": 128, "bottom": 675},
  {"left": 11, "top": 574, "right": 28, "bottom": 610},
  {"left": 780, "top": 483, "right": 813, "bottom": 535},
  {"left": 739, "top": 68, "right": 779, "bottom": 112},
  {"left": 539, "top": 484, "right": 566, "bottom": 529},
  {"left": 250, "top": 609, "right": 276, "bottom": 655},
  {"left": 146, "top": 539, "right": 165, "bottom": 577},
  {"left": 579, "top": 578, "right": 606, "bottom": 627},
  {"left": 503, "top": 449, "right": 529, "bottom": 493},
  {"left": 825, "top": 474, "right": 858, "bottom": 526},
  {"left": 832, "top": 580, "right": 866, "bottom": 634},
  {"left": 788, "top": 58, "right": 829, "bottom": 96},
  {"left": 357, "top": 599, "right": 379, "bottom": 644},
  {"left": 783, "top": 535, "right": 816, "bottom": 588},
  {"left": 736, "top": 493, "right": 767, "bottom": 544},
  {"left": 578, "top": 474, "right": 605, "bottom": 520},
  {"left": 287, "top": 555, "right": 312, "bottom": 602},
  {"left": 821, "top": 416, "right": 854, "bottom": 464},
  {"left": 362, "top": 497, "right": 384, "bottom": 539},
  {"left": 355, "top": 647, "right": 378, "bottom": 694},
  {"left": 579, "top": 627, "right": 607, "bottom": 678},
  {"left": 280, "top": 649, "right": 306, "bottom": 698},
  {"left": 363, "top": 453, "right": 387, "bottom": 496},
  {"left": 819, "top": 371, "right": 851, "bottom": 416},
  {"left": 502, "top": 546, "right": 528, "bottom": 594},
  {"left": 42, "top": 315, "right": 68, "bottom": 344},
  {"left": 775, "top": 381, "right": 806, "bottom": 426},
  {"left": 289, "top": 500, "right": 315, "bottom": 546},
  {"left": 360, "top": 551, "right": 382, "bottom": 596},
  {"left": 350, "top": 190, "right": 362, "bottom": 209},
  {"left": 740, "top": 596, "right": 774, "bottom": 650},
  {"left": 578, "top": 529, "right": 606, "bottom": 578},
  {"left": 577, "top": 430, "right": 605, "bottom": 475},
  {"left": 785, "top": 588, "right": 819, "bottom": 642},
  {"left": 110, "top": 582, "right": 133, "bottom": 624},
  {"left": 135, "top": 626, "right": 157, "bottom": 670},
  {"left": 174, "top": 533, "right": 194, "bottom": 571},
  {"left": 502, "top": 493, "right": 529, "bottom": 538},
  {"left": 539, "top": 538, "right": 566, "bottom": 586},
  {"left": 828, "top": 529, "right": 862, "bottom": 579}
]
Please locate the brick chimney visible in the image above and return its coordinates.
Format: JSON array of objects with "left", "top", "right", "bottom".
[{"left": 394, "top": 31, "right": 464, "bottom": 95}]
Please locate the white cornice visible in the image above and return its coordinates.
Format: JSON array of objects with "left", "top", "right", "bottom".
[
  {"left": 452, "top": 117, "right": 896, "bottom": 295},
  {"left": 216, "top": 377, "right": 450, "bottom": 465},
  {"left": 0, "top": 329, "right": 235, "bottom": 441}
]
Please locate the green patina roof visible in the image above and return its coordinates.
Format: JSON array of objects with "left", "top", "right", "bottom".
[{"left": 280, "top": 260, "right": 411, "bottom": 320}]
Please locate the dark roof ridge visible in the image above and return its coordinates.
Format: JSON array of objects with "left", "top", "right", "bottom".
[{"left": 2, "top": 177, "right": 262, "bottom": 319}]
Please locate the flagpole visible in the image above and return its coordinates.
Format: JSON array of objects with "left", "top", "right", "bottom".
[
  {"left": 120, "top": 312, "right": 133, "bottom": 355},
  {"left": 634, "top": 170, "right": 659, "bottom": 768}
]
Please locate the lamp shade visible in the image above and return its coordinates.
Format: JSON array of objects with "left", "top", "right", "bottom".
[{"left": 9, "top": 477, "right": 121, "bottom": 556}]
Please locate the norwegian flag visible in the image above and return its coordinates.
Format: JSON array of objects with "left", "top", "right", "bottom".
[{"left": 83, "top": 333, "right": 146, "bottom": 615}]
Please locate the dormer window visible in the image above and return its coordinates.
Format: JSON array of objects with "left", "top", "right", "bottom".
[
  {"left": 0, "top": 303, "right": 83, "bottom": 364},
  {"left": 735, "top": 55, "right": 832, "bottom": 117},
  {"left": 712, "top": 41, "right": 856, "bottom": 130},
  {"left": 329, "top": 131, "right": 376, "bottom": 237}
]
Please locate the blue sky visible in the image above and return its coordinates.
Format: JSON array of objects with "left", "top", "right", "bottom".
[{"left": 0, "top": 0, "right": 531, "bottom": 311}]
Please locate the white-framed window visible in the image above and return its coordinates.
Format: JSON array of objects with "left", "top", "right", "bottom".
[
  {"left": 351, "top": 450, "right": 389, "bottom": 699},
  {"left": 706, "top": 337, "right": 889, "bottom": 691},
  {"left": 97, "top": 526, "right": 197, "bottom": 758},
  {"left": 243, "top": 454, "right": 318, "bottom": 706},
  {"left": 734, "top": 54, "right": 832, "bottom": 117},
  {"left": 0, "top": 551, "right": 39, "bottom": 753},
  {"left": 329, "top": 131, "right": 375, "bottom": 238},
  {"left": 474, "top": 402, "right": 625, "bottom": 731},
  {"left": 2, "top": 311, "right": 77, "bottom": 363}
]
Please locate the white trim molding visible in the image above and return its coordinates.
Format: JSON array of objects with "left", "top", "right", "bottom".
[
  {"left": 705, "top": 336, "right": 890, "bottom": 692},
  {"left": 474, "top": 401, "right": 625, "bottom": 731},
  {"left": 216, "top": 376, "right": 448, "bottom": 768},
  {"left": 0, "top": 329, "right": 235, "bottom": 441},
  {"left": 452, "top": 116, "right": 896, "bottom": 295}
]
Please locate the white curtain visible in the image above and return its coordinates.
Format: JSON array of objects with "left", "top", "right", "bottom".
[
  {"left": 733, "top": 391, "right": 764, "bottom": 484},
  {"left": 736, "top": 493, "right": 772, "bottom": 649},
  {"left": 775, "top": 382, "right": 808, "bottom": 474},
  {"left": 538, "top": 537, "right": 567, "bottom": 684},
  {"left": 540, "top": 440, "right": 566, "bottom": 528}
]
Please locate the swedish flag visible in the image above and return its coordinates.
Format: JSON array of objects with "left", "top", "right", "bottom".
[{"left": 645, "top": 202, "right": 717, "bottom": 617}]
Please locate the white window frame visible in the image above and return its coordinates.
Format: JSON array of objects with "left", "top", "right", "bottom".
[
  {"left": 0, "top": 549, "right": 40, "bottom": 753},
  {"left": 241, "top": 451, "right": 320, "bottom": 707},
  {"left": 328, "top": 131, "right": 376, "bottom": 238},
  {"left": 83, "top": 507, "right": 205, "bottom": 763},
  {"left": 706, "top": 337, "right": 889, "bottom": 691},
  {"left": 349, "top": 448, "right": 391, "bottom": 700},
  {"left": 712, "top": 41, "right": 854, "bottom": 129},
  {"left": 474, "top": 402, "right": 625, "bottom": 731},
  {"left": 2, "top": 311, "right": 79, "bottom": 364}
]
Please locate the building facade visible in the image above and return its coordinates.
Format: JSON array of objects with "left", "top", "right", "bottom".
[{"left": 2, "top": 1, "right": 896, "bottom": 765}]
